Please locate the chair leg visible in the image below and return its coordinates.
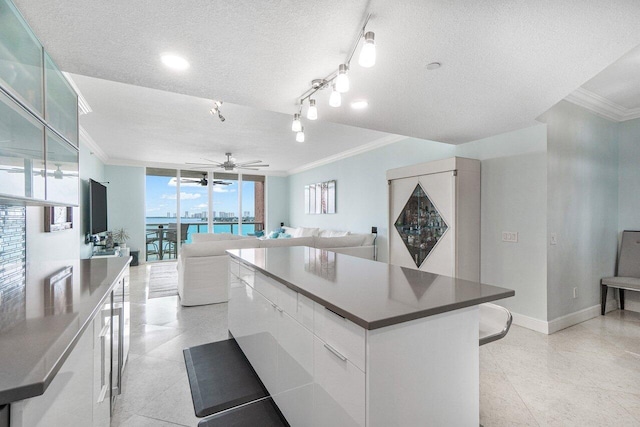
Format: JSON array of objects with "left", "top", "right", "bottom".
[
  {"left": 601, "top": 284, "right": 608, "bottom": 315},
  {"left": 620, "top": 289, "right": 625, "bottom": 311}
]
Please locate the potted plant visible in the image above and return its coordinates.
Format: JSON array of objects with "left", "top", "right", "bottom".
[{"left": 113, "top": 227, "right": 130, "bottom": 249}]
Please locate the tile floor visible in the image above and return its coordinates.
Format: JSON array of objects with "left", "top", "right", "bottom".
[{"left": 114, "top": 264, "right": 640, "bottom": 426}]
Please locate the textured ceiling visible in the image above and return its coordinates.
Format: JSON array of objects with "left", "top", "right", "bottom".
[
  {"left": 582, "top": 45, "right": 640, "bottom": 110},
  {"left": 70, "top": 74, "right": 392, "bottom": 174},
  {"left": 13, "top": 0, "right": 640, "bottom": 147}
]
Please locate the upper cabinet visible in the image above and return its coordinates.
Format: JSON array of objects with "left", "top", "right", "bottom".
[
  {"left": 0, "top": 90, "right": 46, "bottom": 201},
  {"left": 0, "top": 0, "right": 79, "bottom": 206},
  {"left": 0, "top": 0, "right": 44, "bottom": 116},
  {"left": 45, "top": 54, "right": 78, "bottom": 146}
]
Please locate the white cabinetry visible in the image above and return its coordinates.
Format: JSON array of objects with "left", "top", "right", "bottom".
[
  {"left": 229, "top": 259, "right": 364, "bottom": 427},
  {"left": 387, "top": 157, "right": 480, "bottom": 281}
]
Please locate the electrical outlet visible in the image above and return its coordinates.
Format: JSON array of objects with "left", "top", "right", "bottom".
[
  {"left": 550, "top": 233, "right": 557, "bottom": 245},
  {"left": 573, "top": 287, "right": 577, "bottom": 299},
  {"left": 502, "top": 231, "right": 518, "bottom": 243},
  {"left": 0, "top": 290, "right": 3, "bottom": 306}
]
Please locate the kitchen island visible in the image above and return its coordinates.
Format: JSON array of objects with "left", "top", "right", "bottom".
[{"left": 228, "top": 246, "right": 514, "bottom": 426}]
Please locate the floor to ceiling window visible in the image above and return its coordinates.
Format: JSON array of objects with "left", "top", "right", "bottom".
[{"left": 145, "top": 168, "right": 265, "bottom": 261}]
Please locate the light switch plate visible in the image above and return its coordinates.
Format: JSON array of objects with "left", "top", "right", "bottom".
[{"left": 502, "top": 232, "right": 518, "bottom": 243}]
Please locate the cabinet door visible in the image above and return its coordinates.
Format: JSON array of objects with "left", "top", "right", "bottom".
[
  {"left": 93, "top": 311, "right": 111, "bottom": 427},
  {"left": 45, "top": 130, "right": 79, "bottom": 205},
  {"left": 313, "top": 336, "right": 365, "bottom": 427},
  {"left": 0, "top": 90, "right": 45, "bottom": 200},
  {"left": 0, "top": 0, "right": 43, "bottom": 115},
  {"left": 44, "top": 54, "right": 78, "bottom": 146},
  {"left": 273, "top": 310, "right": 314, "bottom": 426},
  {"left": 230, "top": 283, "right": 278, "bottom": 394}
]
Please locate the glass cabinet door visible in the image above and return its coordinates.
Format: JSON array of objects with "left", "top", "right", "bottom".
[
  {"left": 0, "top": 0, "right": 44, "bottom": 115},
  {"left": 45, "top": 130, "right": 79, "bottom": 205},
  {"left": 45, "top": 54, "right": 78, "bottom": 146},
  {"left": 0, "top": 91, "right": 45, "bottom": 200}
]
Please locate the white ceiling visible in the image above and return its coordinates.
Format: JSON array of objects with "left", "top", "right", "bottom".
[
  {"left": 70, "top": 73, "right": 393, "bottom": 174},
  {"left": 13, "top": 1, "right": 640, "bottom": 159},
  {"left": 582, "top": 45, "right": 640, "bottom": 110}
]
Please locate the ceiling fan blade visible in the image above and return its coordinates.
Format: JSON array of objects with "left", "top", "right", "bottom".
[
  {"left": 236, "top": 167, "right": 260, "bottom": 171},
  {"left": 212, "top": 180, "right": 232, "bottom": 185},
  {"left": 241, "top": 164, "right": 269, "bottom": 167},
  {"left": 201, "top": 158, "right": 223, "bottom": 165},
  {"left": 236, "top": 160, "right": 262, "bottom": 165}
]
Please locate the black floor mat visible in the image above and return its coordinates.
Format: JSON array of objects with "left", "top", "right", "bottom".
[
  {"left": 198, "top": 398, "right": 289, "bottom": 427},
  {"left": 184, "top": 339, "right": 269, "bottom": 417}
]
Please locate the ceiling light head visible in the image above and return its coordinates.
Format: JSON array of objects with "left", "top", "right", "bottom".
[
  {"left": 350, "top": 100, "right": 368, "bottom": 110},
  {"left": 296, "top": 127, "right": 305, "bottom": 143},
  {"left": 335, "top": 64, "right": 350, "bottom": 93},
  {"left": 161, "top": 54, "right": 190, "bottom": 71},
  {"left": 311, "top": 79, "right": 328, "bottom": 90},
  {"left": 307, "top": 99, "right": 318, "bottom": 120},
  {"left": 292, "top": 113, "right": 302, "bottom": 132},
  {"left": 329, "top": 84, "right": 341, "bottom": 107},
  {"left": 358, "top": 31, "right": 376, "bottom": 68},
  {"left": 426, "top": 62, "right": 441, "bottom": 70}
]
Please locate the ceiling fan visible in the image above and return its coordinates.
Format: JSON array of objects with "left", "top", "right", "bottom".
[
  {"left": 180, "top": 173, "right": 231, "bottom": 187},
  {"left": 187, "top": 153, "right": 269, "bottom": 171}
]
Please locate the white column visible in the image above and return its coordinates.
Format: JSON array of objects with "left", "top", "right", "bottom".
[
  {"left": 208, "top": 170, "right": 214, "bottom": 234},
  {"left": 237, "top": 173, "right": 243, "bottom": 235},
  {"left": 176, "top": 169, "right": 181, "bottom": 255}
]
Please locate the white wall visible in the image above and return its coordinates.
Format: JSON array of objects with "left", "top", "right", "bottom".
[
  {"left": 266, "top": 176, "right": 289, "bottom": 233},
  {"left": 540, "top": 101, "right": 619, "bottom": 321},
  {"left": 457, "top": 125, "right": 548, "bottom": 321},
  {"left": 104, "top": 165, "right": 146, "bottom": 261},
  {"left": 618, "top": 118, "right": 640, "bottom": 311},
  {"left": 288, "top": 138, "right": 456, "bottom": 262},
  {"left": 78, "top": 141, "right": 105, "bottom": 259}
]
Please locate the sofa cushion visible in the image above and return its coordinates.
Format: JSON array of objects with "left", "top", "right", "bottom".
[
  {"left": 259, "top": 236, "right": 314, "bottom": 248},
  {"left": 191, "top": 233, "right": 255, "bottom": 243},
  {"left": 182, "top": 238, "right": 258, "bottom": 257},
  {"left": 318, "top": 229, "right": 350, "bottom": 238},
  {"left": 293, "top": 227, "right": 320, "bottom": 238},
  {"left": 313, "top": 235, "right": 367, "bottom": 248}
]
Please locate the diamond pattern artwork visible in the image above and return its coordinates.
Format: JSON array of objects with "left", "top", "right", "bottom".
[{"left": 394, "top": 184, "right": 448, "bottom": 268}]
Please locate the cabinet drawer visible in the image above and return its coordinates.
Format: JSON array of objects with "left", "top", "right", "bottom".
[
  {"left": 314, "top": 303, "right": 365, "bottom": 372},
  {"left": 313, "top": 336, "right": 365, "bottom": 427},
  {"left": 229, "top": 258, "right": 240, "bottom": 279},
  {"left": 296, "top": 293, "right": 314, "bottom": 332},
  {"left": 238, "top": 262, "right": 255, "bottom": 287},
  {"left": 254, "top": 273, "right": 297, "bottom": 317}
]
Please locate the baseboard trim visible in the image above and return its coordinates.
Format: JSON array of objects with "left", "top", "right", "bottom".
[
  {"left": 511, "top": 312, "right": 549, "bottom": 334},
  {"left": 511, "top": 300, "right": 618, "bottom": 335}
]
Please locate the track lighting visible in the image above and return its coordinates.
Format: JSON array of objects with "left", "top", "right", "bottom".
[
  {"left": 335, "top": 64, "right": 350, "bottom": 93},
  {"left": 292, "top": 113, "right": 302, "bottom": 132},
  {"left": 358, "top": 31, "right": 376, "bottom": 68},
  {"left": 329, "top": 85, "right": 341, "bottom": 107},
  {"left": 289, "top": 13, "right": 376, "bottom": 142},
  {"left": 307, "top": 99, "right": 318, "bottom": 120},
  {"left": 296, "top": 126, "right": 305, "bottom": 143}
]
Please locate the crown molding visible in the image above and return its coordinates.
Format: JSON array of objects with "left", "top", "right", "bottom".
[
  {"left": 106, "top": 156, "right": 288, "bottom": 176},
  {"left": 287, "top": 134, "right": 407, "bottom": 175},
  {"left": 63, "top": 72, "right": 93, "bottom": 115},
  {"left": 79, "top": 126, "right": 109, "bottom": 163},
  {"left": 565, "top": 87, "right": 640, "bottom": 122}
]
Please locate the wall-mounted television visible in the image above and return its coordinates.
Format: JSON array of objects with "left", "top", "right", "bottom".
[{"left": 89, "top": 179, "right": 108, "bottom": 234}]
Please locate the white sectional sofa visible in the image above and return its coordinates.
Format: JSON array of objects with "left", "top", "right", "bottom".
[{"left": 177, "top": 229, "right": 376, "bottom": 306}]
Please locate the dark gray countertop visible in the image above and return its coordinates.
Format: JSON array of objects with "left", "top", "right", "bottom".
[
  {"left": 0, "top": 257, "right": 130, "bottom": 405},
  {"left": 228, "top": 247, "right": 514, "bottom": 330}
]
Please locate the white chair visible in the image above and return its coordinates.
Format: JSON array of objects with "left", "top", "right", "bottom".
[
  {"left": 479, "top": 303, "right": 512, "bottom": 346},
  {"left": 601, "top": 230, "right": 640, "bottom": 315}
]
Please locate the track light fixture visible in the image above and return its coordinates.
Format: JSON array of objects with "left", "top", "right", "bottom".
[
  {"left": 289, "top": 13, "right": 376, "bottom": 142},
  {"left": 307, "top": 99, "right": 318, "bottom": 120},
  {"left": 210, "top": 100, "right": 225, "bottom": 122}
]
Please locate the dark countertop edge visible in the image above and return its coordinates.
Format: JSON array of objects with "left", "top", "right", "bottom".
[
  {"left": 0, "top": 257, "right": 132, "bottom": 406},
  {"left": 228, "top": 251, "right": 515, "bottom": 330}
]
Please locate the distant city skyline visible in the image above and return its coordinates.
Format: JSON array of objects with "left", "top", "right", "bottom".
[{"left": 145, "top": 175, "right": 256, "bottom": 218}]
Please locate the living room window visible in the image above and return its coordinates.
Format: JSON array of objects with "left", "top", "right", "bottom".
[{"left": 145, "top": 168, "right": 265, "bottom": 261}]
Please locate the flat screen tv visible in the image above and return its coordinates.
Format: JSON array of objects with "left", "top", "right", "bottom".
[{"left": 89, "top": 179, "right": 108, "bottom": 234}]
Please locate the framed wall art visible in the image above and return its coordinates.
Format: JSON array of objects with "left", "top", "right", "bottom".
[{"left": 304, "top": 180, "right": 336, "bottom": 214}]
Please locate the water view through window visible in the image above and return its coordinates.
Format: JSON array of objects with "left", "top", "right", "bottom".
[{"left": 145, "top": 168, "right": 264, "bottom": 261}]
